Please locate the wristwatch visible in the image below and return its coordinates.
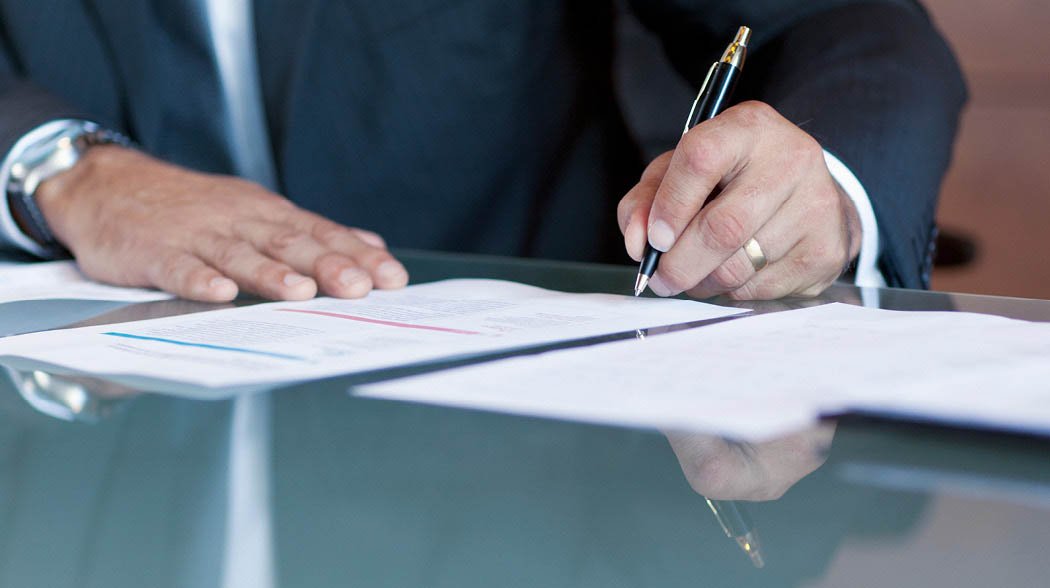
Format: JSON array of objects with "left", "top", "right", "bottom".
[{"left": 4, "top": 120, "right": 132, "bottom": 257}]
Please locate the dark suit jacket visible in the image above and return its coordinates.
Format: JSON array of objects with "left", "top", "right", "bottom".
[{"left": 0, "top": 0, "right": 965, "bottom": 288}]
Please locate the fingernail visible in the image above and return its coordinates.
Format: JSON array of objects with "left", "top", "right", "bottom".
[
  {"left": 648, "top": 274, "right": 673, "bottom": 297},
  {"left": 648, "top": 220, "right": 676, "bottom": 252},
  {"left": 376, "top": 261, "right": 407, "bottom": 281},
  {"left": 338, "top": 268, "right": 368, "bottom": 287},
  {"left": 283, "top": 273, "right": 309, "bottom": 287}
]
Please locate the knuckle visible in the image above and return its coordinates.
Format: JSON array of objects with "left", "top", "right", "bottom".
[
  {"left": 215, "top": 240, "right": 253, "bottom": 267},
  {"left": 659, "top": 188, "right": 699, "bottom": 224},
  {"left": 681, "top": 135, "right": 723, "bottom": 178},
  {"left": 734, "top": 100, "right": 776, "bottom": 127},
  {"left": 699, "top": 206, "right": 749, "bottom": 252},
  {"left": 312, "top": 222, "right": 349, "bottom": 245},
  {"left": 683, "top": 453, "right": 736, "bottom": 499},
  {"left": 709, "top": 258, "right": 751, "bottom": 290},
  {"left": 267, "top": 230, "right": 309, "bottom": 253}
]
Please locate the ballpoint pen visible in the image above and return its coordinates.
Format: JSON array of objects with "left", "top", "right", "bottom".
[
  {"left": 707, "top": 498, "right": 765, "bottom": 568},
  {"left": 634, "top": 26, "right": 751, "bottom": 296}
]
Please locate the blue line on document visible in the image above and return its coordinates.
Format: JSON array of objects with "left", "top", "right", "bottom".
[{"left": 101, "top": 332, "right": 307, "bottom": 362}]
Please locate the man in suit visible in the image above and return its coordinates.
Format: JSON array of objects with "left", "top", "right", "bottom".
[{"left": 0, "top": 1, "right": 965, "bottom": 301}]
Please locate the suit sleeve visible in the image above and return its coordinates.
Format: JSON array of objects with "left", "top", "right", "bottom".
[
  {"left": 0, "top": 80, "right": 92, "bottom": 162},
  {"left": 627, "top": 0, "right": 968, "bottom": 289},
  {"left": 0, "top": 32, "right": 95, "bottom": 253}
]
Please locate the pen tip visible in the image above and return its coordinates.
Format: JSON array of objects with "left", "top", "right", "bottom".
[{"left": 634, "top": 274, "right": 649, "bottom": 297}]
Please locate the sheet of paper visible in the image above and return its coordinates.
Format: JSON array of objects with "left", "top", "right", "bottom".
[
  {"left": 0, "top": 260, "right": 172, "bottom": 304},
  {"left": 358, "top": 303, "right": 1050, "bottom": 441},
  {"left": 0, "top": 279, "right": 747, "bottom": 390}
]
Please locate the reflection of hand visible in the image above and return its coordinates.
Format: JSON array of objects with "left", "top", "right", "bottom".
[
  {"left": 666, "top": 424, "right": 836, "bottom": 501},
  {"left": 37, "top": 146, "right": 408, "bottom": 302},
  {"left": 716, "top": 286, "right": 862, "bottom": 314},
  {"left": 618, "top": 102, "right": 861, "bottom": 300}
]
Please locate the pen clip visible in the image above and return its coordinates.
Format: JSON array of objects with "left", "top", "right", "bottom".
[{"left": 684, "top": 63, "right": 719, "bottom": 136}]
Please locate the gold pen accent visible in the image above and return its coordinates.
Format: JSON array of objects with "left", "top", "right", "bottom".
[{"left": 720, "top": 26, "right": 751, "bottom": 69}]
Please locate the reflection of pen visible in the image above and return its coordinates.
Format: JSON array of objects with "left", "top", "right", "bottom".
[
  {"left": 634, "top": 26, "right": 751, "bottom": 296},
  {"left": 706, "top": 498, "right": 765, "bottom": 568}
]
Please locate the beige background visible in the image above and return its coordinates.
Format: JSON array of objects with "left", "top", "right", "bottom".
[{"left": 924, "top": 0, "right": 1050, "bottom": 299}]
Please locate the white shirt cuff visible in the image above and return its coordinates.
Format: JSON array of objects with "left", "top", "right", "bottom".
[
  {"left": 0, "top": 119, "right": 87, "bottom": 258},
  {"left": 823, "top": 150, "right": 886, "bottom": 289}
]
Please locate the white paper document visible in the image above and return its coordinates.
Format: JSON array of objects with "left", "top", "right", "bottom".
[
  {"left": 0, "top": 260, "right": 172, "bottom": 304},
  {"left": 359, "top": 303, "right": 1050, "bottom": 441},
  {"left": 0, "top": 279, "right": 746, "bottom": 390}
]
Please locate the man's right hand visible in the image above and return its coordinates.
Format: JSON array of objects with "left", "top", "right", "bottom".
[{"left": 35, "top": 146, "right": 408, "bottom": 302}]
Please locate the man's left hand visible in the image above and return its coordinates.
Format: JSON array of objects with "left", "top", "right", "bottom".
[{"left": 618, "top": 101, "right": 862, "bottom": 300}]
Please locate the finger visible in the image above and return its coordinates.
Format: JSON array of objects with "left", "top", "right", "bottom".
[
  {"left": 676, "top": 248, "right": 758, "bottom": 300},
  {"left": 645, "top": 104, "right": 762, "bottom": 253},
  {"left": 649, "top": 166, "right": 795, "bottom": 296},
  {"left": 621, "top": 193, "right": 651, "bottom": 262},
  {"left": 728, "top": 191, "right": 856, "bottom": 301},
  {"left": 292, "top": 214, "right": 408, "bottom": 289},
  {"left": 195, "top": 234, "right": 317, "bottom": 300},
  {"left": 618, "top": 151, "right": 673, "bottom": 233},
  {"left": 680, "top": 197, "right": 807, "bottom": 299},
  {"left": 618, "top": 152, "right": 674, "bottom": 262},
  {"left": 234, "top": 220, "right": 373, "bottom": 299},
  {"left": 728, "top": 240, "right": 842, "bottom": 301},
  {"left": 147, "top": 249, "right": 239, "bottom": 302}
]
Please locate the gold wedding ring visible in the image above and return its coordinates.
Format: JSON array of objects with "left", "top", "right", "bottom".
[{"left": 742, "top": 238, "right": 768, "bottom": 271}]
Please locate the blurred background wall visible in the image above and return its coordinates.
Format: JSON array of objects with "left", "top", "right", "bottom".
[
  {"left": 923, "top": 0, "right": 1050, "bottom": 299},
  {"left": 616, "top": 1, "right": 1050, "bottom": 299}
]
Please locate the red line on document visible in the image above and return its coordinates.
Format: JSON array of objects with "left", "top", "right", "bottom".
[{"left": 275, "top": 309, "right": 482, "bottom": 335}]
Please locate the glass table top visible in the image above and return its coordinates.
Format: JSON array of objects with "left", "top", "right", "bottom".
[{"left": 1, "top": 250, "right": 1049, "bottom": 587}]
